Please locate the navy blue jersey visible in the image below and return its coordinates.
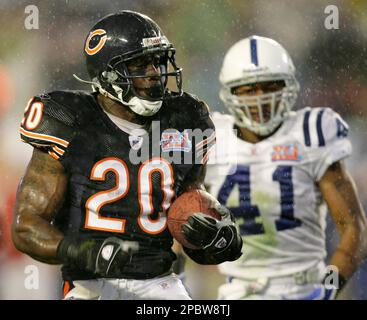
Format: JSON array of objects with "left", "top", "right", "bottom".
[{"left": 20, "top": 90, "right": 215, "bottom": 280}]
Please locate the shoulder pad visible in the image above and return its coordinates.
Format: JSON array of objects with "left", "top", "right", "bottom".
[
  {"left": 210, "top": 112, "right": 235, "bottom": 130},
  {"left": 19, "top": 90, "right": 83, "bottom": 160},
  {"left": 299, "top": 107, "right": 349, "bottom": 148},
  {"left": 163, "top": 92, "right": 215, "bottom": 165},
  {"left": 165, "top": 92, "right": 211, "bottom": 120}
]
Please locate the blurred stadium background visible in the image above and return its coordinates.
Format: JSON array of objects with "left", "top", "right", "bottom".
[{"left": 0, "top": 0, "right": 366, "bottom": 299}]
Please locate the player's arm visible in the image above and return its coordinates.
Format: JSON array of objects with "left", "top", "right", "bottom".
[
  {"left": 13, "top": 149, "right": 137, "bottom": 274},
  {"left": 12, "top": 148, "right": 66, "bottom": 264},
  {"left": 14, "top": 94, "right": 137, "bottom": 275},
  {"left": 175, "top": 97, "right": 242, "bottom": 264},
  {"left": 319, "top": 160, "right": 367, "bottom": 291}
]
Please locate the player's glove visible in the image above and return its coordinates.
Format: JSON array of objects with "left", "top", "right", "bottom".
[
  {"left": 56, "top": 236, "right": 139, "bottom": 277},
  {"left": 181, "top": 204, "right": 242, "bottom": 264}
]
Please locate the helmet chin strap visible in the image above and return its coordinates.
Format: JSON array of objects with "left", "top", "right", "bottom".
[
  {"left": 110, "top": 83, "right": 163, "bottom": 116},
  {"left": 126, "top": 96, "right": 163, "bottom": 116},
  {"left": 73, "top": 73, "right": 163, "bottom": 117}
]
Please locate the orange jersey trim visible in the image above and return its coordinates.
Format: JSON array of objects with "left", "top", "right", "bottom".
[
  {"left": 20, "top": 128, "right": 69, "bottom": 148},
  {"left": 52, "top": 145, "right": 65, "bottom": 156},
  {"left": 195, "top": 131, "right": 216, "bottom": 150},
  {"left": 200, "top": 145, "right": 215, "bottom": 164},
  {"left": 63, "top": 281, "right": 71, "bottom": 298},
  {"left": 48, "top": 151, "right": 60, "bottom": 160}
]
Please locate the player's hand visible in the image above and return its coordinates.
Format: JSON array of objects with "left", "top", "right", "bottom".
[
  {"left": 57, "top": 236, "right": 139, "bottom": 277},
  {"left": 181, "top": 204, "right": 237, "bottom": 253}
]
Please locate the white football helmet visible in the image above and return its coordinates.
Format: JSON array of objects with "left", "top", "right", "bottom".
[{"left": 219, "top": 36, "right": 300, "bottom": 136}]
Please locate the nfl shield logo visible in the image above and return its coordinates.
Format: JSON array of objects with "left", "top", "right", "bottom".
[{"left": 129, "top": 135, "right": 143, "bottom": 150}]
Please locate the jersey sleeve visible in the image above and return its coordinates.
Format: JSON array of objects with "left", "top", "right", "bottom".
[
  {"left": 191, "top": 99, "right": 216, "bottom": 165},
  {"left": 177, "top": 96, "right": 216, "bottom": 195},
  {"left": 20, "top": 93, "right": 77, "bottom": 161},
  {"left": 307, "top": 107, "right": 352, "bottom": 181}
]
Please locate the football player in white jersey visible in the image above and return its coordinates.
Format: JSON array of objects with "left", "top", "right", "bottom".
[{"left": 205, "top": 36, "right": 367, "bottom": 300}]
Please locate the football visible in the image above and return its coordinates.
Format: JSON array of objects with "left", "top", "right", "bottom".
[{"left": 167, "top": 189, "right": 222, "bottom": 249}]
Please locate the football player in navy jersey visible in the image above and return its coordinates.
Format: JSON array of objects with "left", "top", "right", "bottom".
[{"left": 12, "top": 11, "right": 242, "bottom": 300}]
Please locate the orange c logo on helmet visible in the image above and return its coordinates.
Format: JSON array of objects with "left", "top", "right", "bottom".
[{"left": 85, "top": 29, "right": 107, "bottom": 55}]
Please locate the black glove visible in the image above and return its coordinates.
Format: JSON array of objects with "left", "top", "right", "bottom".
[
  {"left": 57, "top": 236, "right": 139, "bottom": 277},
  {"left": 181, "top": 204, "right": 242, "bottom": 264}
]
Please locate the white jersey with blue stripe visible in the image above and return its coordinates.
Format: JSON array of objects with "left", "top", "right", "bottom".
[{"left": 205, "top": 108, "right": 351, "bottom": 279}]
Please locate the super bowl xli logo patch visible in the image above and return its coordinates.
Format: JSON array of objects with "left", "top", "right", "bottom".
[
  {"left": 272, "top": 143, "right": 302, "bottom": 162},
  {"left": 161, "top": 130, "right": 192, "bottom": 152}
]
